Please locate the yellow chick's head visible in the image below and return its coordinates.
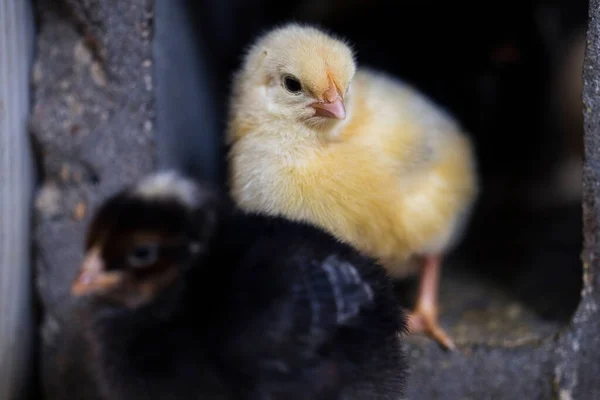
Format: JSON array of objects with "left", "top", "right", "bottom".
[{"left": 235, "top": 23, "right": 356, "bottom": 130}]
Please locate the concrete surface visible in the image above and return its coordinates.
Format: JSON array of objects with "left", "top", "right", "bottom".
[
  {"left": 553, "top": 0, "right": 600, "bottom": 397},
  {"left": 30, "top": 1, "right": 155, "bottom": 398}
]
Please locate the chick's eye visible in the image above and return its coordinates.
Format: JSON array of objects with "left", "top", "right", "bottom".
[
  {"left": 283, "top": 75, "right": 302, "bottom": 94},
  {"left": 127, "top": 243, "right": 159, "bottom": 268}
]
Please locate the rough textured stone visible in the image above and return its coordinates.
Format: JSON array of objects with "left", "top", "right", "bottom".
[
  {"left": 400, "top": 264, "right": 562, "bottom": 399},
  {"left": 30, "top": 1, "right": 155, "bottom": 398},
  {"left": 553, "top": 0, "right": 600, "bottom": 398},
  {"left": 407, "top": 343, "right": 556, "bottom": 400}
]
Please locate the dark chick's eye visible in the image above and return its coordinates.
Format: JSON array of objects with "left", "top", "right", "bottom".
[
  {"left": 127, "top": 243, "right": 159, "bottom": 268},
  {"left": 283, "top": 75, "right": 302, "bottom": 94}
]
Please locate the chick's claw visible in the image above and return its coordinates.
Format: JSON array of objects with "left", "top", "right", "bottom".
[{"left": 405, "top": 309, "right": 456, "bottom": 351}]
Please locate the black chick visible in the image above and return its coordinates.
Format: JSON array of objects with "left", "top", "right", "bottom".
[{"left": 70, "top": 170, "right": 409, "bottom": 400}]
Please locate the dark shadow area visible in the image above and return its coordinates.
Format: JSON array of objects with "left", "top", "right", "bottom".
[
  {"left": 158, "top": 0, "right": 588, "bottom": 340},
  {"left": 153, "top": 0, "right": 224, "bottom": 185}
]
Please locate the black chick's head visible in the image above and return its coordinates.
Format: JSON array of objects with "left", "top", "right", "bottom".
[{"left": 71, "top": 171, "right": 217, "bottom": 309}]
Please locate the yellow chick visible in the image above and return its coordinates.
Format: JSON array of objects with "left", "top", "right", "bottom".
[{"left": 225, "top": 23, "right": 479, "bottom": 350}]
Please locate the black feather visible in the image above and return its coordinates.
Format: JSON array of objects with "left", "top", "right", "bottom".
[{"left": 75, "top": 175, "right": 409, "bottom": 400}]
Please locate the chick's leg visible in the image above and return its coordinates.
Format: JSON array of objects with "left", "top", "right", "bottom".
[{"left": 405, "top": 254, "right": 455, "bottom": 350}]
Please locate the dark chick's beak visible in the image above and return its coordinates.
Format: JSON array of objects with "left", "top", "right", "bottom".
[
  {"left": 71, "top": 247, "right": 122, "bottom": 296},
  {"left": 311, "top": 87, "right": 346, "bottom": 120}
]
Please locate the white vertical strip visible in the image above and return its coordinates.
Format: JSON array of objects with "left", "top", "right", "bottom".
[
  {"left": 0, "top": 0, "right": 7, "bottom": 390},
  {"left": 0, "top": 0, "right": 36, "bottom": 398}
]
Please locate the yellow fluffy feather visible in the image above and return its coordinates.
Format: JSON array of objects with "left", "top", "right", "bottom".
[{"left": 226, "top": 23, "right": 479, "bottom": 350}]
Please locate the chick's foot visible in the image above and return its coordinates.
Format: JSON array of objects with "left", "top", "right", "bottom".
[
  {"left": 402, "top": 254, "right": 455, "bottom": 351},
  {"left": 405, "top": 308, "right": 455, "bottom": 351}
]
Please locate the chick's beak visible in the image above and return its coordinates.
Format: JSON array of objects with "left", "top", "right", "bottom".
[
  {"left": 311, "top": 88, "right": 346, "bottom": 120},
  {"left": 71, "top": 247, "right": 120, "bottom": 296}
]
